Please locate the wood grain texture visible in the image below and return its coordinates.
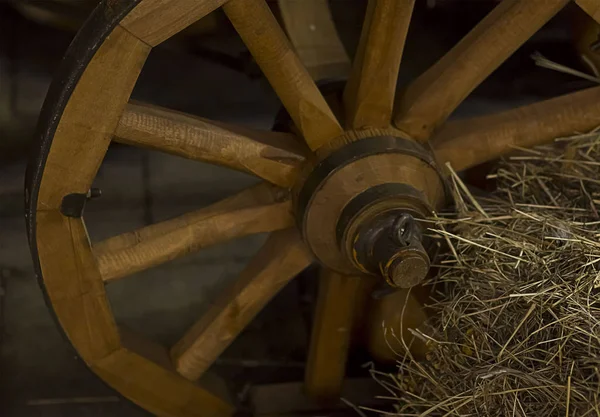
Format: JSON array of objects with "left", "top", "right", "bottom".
[
  {"left": 314, "top": 126, "right": 410, "bottom": 158},
  {"left": 305, "top": 270, "right": 362, "bottom": 402},
  {"left": 577, "top": 0, "right": 600, "bottom": 23},
  {"left": 94, "top": 183, "right": 281, "bottom": 254},
  {"left": 278, "top": 0, "right": 351, "bottom": 81},
  {"left": 37, "top": 26, "right": 149, "bottom": 210},
  {"left": 37, "top": 211, "right": 120, "bottom": 364},
  {"left": 433, "top": 86, "right": 600, "bottom": 172},
  {"left": 93, "top": 346, "right": 233, "bottom": 417},
  {"left": 171, "top": 229, "right": 313, "bottom": 381},
  {"left": 120, "top": 0, "right": 227, "bottom": 46},
  {"left": 393, "top": 0, "right": 569, "bottom": 141},
  {"left": 224, "top": 0, "right": 343, "bottom": 150},
  {"left": 115, "top": 102, "right": 306, "bottom": 187},
  {"left": 94, "top": 183, "right": 294, "bottom": 282},
  {"left": 344, "top": 0, "right": 415, "bottom": 129}
]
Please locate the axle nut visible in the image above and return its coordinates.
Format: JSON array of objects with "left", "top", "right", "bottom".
[
  {"left": 384, "top": 249, "right": 430, "bottom": 289},
  {"left": 348, "top": 212, "right": 431, "bottom": 288}
]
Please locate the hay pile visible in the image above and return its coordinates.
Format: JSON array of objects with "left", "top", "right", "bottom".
[{"left": 375, "top": 133, "right": 600, "bottom": 416}]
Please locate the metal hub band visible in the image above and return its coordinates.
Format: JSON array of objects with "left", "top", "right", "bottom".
[{"left": 295, "top": 135, "right": 439, "bottom": 227}]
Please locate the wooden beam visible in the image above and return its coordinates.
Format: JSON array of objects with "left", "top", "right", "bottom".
[
  {"left": 94, "top": 183, "right": 294, "bottom": 282},
  {"left": 171, "top": 229, "right": 313, "bottom": 381},
  {"left": 115, "top": 102, "right": 306, "bottom": 187},
  {"left": 120, "top": 0, "right": 228, "bottom": 46},
  {"left": 305, "top": 270, "right": 362, "bottom": 402},
  {"left": 394, "top": 0, "right": 569, "bottom": 141},
  {"left": 278, "top": 0, "right": 351, "bottom": 81},
  {"left": 432, "top": 86, "right": 600, "bottom": 172},
  {"left": 344, "top": 0, "right": 415, "bottom": 129},
  {"left": 223, "top": 0, "right": 343, "bottom": 151}
]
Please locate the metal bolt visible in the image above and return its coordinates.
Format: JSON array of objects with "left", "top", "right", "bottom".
[
  {"left": 87, "top": 188, "right": 102, "bottom": 199},
  {"left": 351, "top": 212, "right": 431, "bottom": 288},
  {"left": 392, "top": 213, "right": 416, "bottom": 246}
]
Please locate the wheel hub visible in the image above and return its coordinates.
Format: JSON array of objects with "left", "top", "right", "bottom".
[{"left": 294, "top": 135, "right": 446, "bottom": 287}]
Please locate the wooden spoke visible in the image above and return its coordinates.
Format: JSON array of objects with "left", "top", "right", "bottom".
[
  {"left": 170, "top": 229, "right": 313, "bottom": 381},
  {"left": 432, "top": 86, "right": 600, "bottom": 172},
  {"left": 115, "top": 102, "right": 306, "bottom": 187},
  {"left": 393, "top": 0, "right": 569, "bottom": 141},
  {"left": 278, "top": 0, "right": 351, "bottom": 81},
  {"left": 305, "top": 269, "right": 362, "bottom": 402},
  {"left": 120, "top": 0, "right": 228, "bottom": 46},
  {"left": 223, "top": 0, "right": 343, "bottom": 151},
  {"left": 94, "top": 183, "right": 294, "bottom": 282},
  {"left": 343, "top": 0, "right": 415, "bottom": 129}
]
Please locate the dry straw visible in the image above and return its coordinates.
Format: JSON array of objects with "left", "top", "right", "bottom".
[{"left": 368, "top": 131, "right": 600, "bottom": 416}]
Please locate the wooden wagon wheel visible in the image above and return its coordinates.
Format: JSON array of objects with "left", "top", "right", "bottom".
[{"left": 25, "top": 0, "right": 600, "bottom": 415}]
